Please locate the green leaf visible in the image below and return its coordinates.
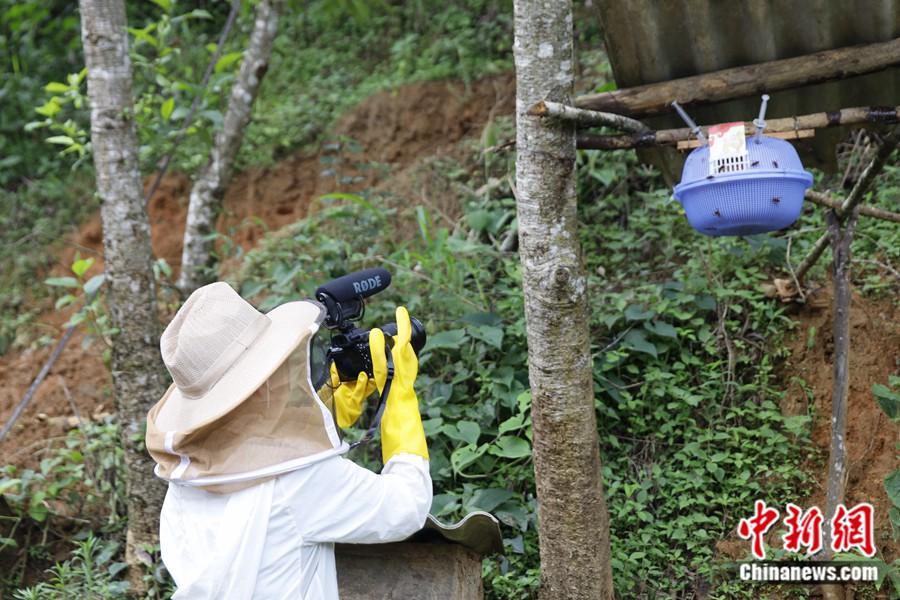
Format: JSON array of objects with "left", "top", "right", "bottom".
[
  {"left": 149, "top": 0, "right": 172, "bottom": 12},
  {"left": 127, "top": 26, "right": 159, "bottom": 48},
  {"left": 45, "top": 276, "right": 79, "bottom": 288},
  {"left": 456, "top": 421, "right": 481, "bottom": 445},
  {"left": 467, "top": 324, "right": 504, "bottom": 349},
  {"left": 873, "top": 383, "right": 900, "bottom": 421},
  {"left": 55, "top": 294, "right": 76, "bottom": 310},
  {"left": 161, "top": 97, "right": 175, "bottom": 121},
  {"left": 423, "top": 329, "right": 467, "bottom": 352},
  {"left": 46, "top": 135, "right": 74, "bottom": 146},
  {"left": 498, "top": 414, "right": 525, "bottom": 434},
  {"left": 83, "top": 274, "right": 105, "bottom": 296},
  {"left": 0, "top": 478, "right": 21, "bottom": 495},
  {"left": 215, "top": 51, "right": 244, "bottom": 74},
  {"left": 450, "top": 444, "right": 486, "bottom": 473},
  {"left": 184, "top": 8, "right": 212, "bottom": 19},
  {"left": 624, "top": 329, "right": 658, "bottom": 358},
  {"left": 467, "top": 488, "right": 515, "bottom": 512},
  {"left": 625, "top": 304, "right": 655, "bottom": 321},
  {"left": 35, "top": 99, "right": 61, "bottom": 118},
  {"left": 0, "top": 536, "right": 18, "bottom": 549},
  {"left": 71, "top": 257, "right": 94, "bottom": 277},
  {"left": 467, "top": 209, "right": 492, "bottom": 232},
  {"left": 44, "top": 82, "right": 69, "bottom": 94},
  {"left": 646, "top": 320, "right": 677, "bottom": 339},
  {"left": 489, "top": 436, "right": 531, "bottom": 458},
  {"left": 885, "top": 470, "right": 900, "bottom": 509},
  {"left": 28, "top": 492, "right": 48, "bottom": 522}
]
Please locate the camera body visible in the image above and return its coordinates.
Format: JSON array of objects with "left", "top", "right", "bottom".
[{"left": 315, "top": 269, "right": 426, "bottom": 382}]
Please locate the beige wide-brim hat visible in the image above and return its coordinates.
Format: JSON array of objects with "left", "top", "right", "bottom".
[{"left": 152, "top": 282, "right": 326, "bottom": 432}]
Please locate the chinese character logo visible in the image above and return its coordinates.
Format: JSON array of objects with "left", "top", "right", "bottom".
[
  {"left": 738, "top": 501, "right": 876, "bottom": 559},
  {"left": 831, "top": 502, "right": 875, "bottom": 557},
  {"left": 782, "top": 503, "right": 823, "bottom": 555},
  {"left": 737, "top": 500, "right": 780, "bottom": 559}
]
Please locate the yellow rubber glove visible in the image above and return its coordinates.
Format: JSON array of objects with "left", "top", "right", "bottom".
[
  {"left": 330, "top": 364, "right": 376, "bottom": 429},
  {"left": 370, "top": 306, "right": 429, "bottom": 463}
]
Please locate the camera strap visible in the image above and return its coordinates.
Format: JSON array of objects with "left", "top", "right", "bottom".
[{"left": 349, "top": 353, "right": 394, "bottom": 450}]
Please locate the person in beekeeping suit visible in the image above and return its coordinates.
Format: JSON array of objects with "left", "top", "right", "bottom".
[{"left": 145, "top": 281, "right": 431, "bottom": 599}]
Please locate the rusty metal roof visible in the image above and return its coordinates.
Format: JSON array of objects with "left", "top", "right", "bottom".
[{"left": 591, "top": 0, "right": 900, "bottom": 169}]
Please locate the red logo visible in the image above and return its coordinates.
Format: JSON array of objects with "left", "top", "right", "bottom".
[
  {"left": 831, "top": 503, "right": 876, "bottom": 557},
  {"left": 738, "top": 501, "right": 876, "bottom": 559},
  {"left": 782, "top": 503, "right": 824, "bottom": 555},
  {"left": 737, "top": 500, "right": 781, "bottom": 559}
]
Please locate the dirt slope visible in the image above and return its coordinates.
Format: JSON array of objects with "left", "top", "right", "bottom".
[
  {"left": 783, "top": 287, "right": 900, "bottom": 560},
  {"left": 0, "top": 73, "right": 514, "bottom": 463}
]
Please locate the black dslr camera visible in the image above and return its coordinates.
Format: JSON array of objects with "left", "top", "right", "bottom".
[{"left": 315, "top": 268, "right": 426, "bottom": 382}]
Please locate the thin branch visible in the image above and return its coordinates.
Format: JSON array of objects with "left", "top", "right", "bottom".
[
  {"left": 0, "top": 288, "right": 99, "bottom": 442},
  {"left": 0, "top": 326, "right": 77, "bottom": 442},
  {"left": 794, "top": 233, "right": 832, "bottom": 282},
  {"left": 576, "top": 105, "right": 900, "bottom": 151},
  {"left": 528, "top": 100, "right": 649, "bottom": 133},
  {"left": 856, "top": 258, "right": 900, "bottom": 282},
  {"left": 795, "top": 129, "right": 899, "bottom": 282},
  {"left": 805, "top": 190, "right": 900, "bottom": 224}
]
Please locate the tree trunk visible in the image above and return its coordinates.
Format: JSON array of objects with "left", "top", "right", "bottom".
[
  {"left": 819, "top": 209, "right": 858, "bottom": 600},
  {"left": 177, "top": 0, "right": 282, "bottom": 294},
  {"left": 79, "top": 0, "right": 169, "bottom": 589},
  {"left": 513, "top": 2, "right": 614, "bottom": 598}
]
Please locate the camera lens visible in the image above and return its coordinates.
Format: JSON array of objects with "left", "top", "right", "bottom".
[{"left": 380, "top": 317, "right": 427, "bottom": 354}]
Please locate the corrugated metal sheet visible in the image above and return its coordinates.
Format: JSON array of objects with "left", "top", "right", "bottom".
[{"left": 593, "top": 0, "right": 900, "bottom": 171}]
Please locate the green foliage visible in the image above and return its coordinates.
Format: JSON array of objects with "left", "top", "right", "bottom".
[
  {"left": 0, "top": 0, "right": 83, "bottom": 187},
  {"left": 0, "top": 174, "right": 97, "bottom": 355},
  {"left": 13, "top": 535, "right": 129, "bottom": 599},
  {"left": 239, "top": 0, "right": 513, "bottom": 167},
  {"left": 874, "top": 375, "right": 900, "bottom": 598},
  {"left": 786, "top": 155, "right": 900, "bottom": 299},
  {"left": 1, "top": 419, "right": 126, "bottom": 593},
  {"left": 0, "top": 419, "right": 125, "bottom": 539},
  {"left": 45, "top": 255, "right": 114, "bottom": 355},
  {"left": 26, "top": 1, "right": 233, "bottom": 175}
]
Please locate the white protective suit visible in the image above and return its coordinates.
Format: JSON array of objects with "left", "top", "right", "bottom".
[
  {"left": 159, "top": 453, "right": 432, "bottom": 599},
  {"left": 146, "top": 284, "right": 434, "bottom": 599}
]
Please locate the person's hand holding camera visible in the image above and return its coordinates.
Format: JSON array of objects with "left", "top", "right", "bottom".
[
  {"left": 369, "top": 306, "right": 428, "bottom": 463},
  {"left": 330, "top": 364, "right": 376, "bottom": 429}
]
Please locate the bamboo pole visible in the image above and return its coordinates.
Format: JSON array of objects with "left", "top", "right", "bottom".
[
  {"left": 528, "top": 100, "right": 649, "bottom": 133},
  {"left": 576, "top": 105, "right": 900, "bottom": 151},
  {"left": 575, "top": 38, "right": 900, "bottom": 117}
]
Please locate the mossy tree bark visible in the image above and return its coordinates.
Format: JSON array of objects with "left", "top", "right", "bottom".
[
  {"left": 79, "top": 0, "right": 168, "bottom": 590},
  {"left": 177, "top": 0, "right": 282, "bottom": 294},
  {"left": 513, "top": 1, "right": 614, "bottom": 598}
]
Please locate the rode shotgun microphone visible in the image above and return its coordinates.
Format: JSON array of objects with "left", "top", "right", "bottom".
[{"left": 315, "top": 268, "right": 392, "bottom": 328}]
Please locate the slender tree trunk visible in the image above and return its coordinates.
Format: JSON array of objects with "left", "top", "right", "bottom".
[
  {"left": 177, "top": 0, "right": 282, "bottom": 294},
  {"left": 513, "top": 2, "right": 614, "bottom": 598},
  {"left": 819, "top": 208, "right": 858, "bottom": 600},
  {"left": 79, "top": 0, "right": 168, "bottom": 590}
]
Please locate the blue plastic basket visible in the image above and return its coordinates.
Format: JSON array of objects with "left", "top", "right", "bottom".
[{"left": 673, "top": 135, "right": 813, "bottom": 237}]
